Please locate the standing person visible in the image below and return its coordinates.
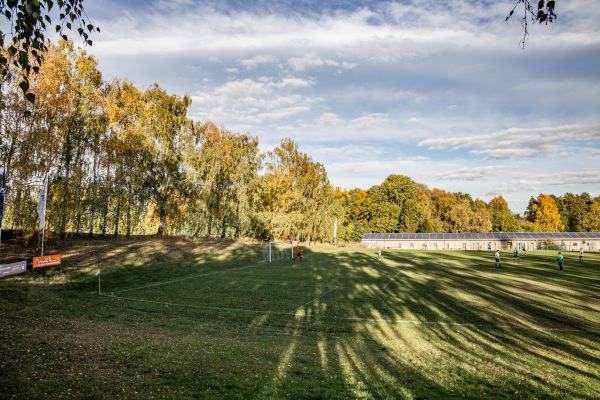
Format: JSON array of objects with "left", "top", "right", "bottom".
[
  {"left": 513, "top": 247, "right": 519, "bottom": 263},
  {"left": 377, "top": 248, "right": 382, "bottom": 260},
  {"left": 293, "top": 247, "right": 302, "bottom": 261},
  {"left": 579, "top": 247, "right": 584, "bottom": 263},
  {"left": 522, "top": 244, "right": 527, "bottom": 255},
  {"left": 488, "top": 242, "right": 492, "bottom": 252},
  {"left": 557, "top": 252, "right": 564, "bottom": 271},
  {"left": 494, "top": 250, "right": 502, "bottom": 268}
]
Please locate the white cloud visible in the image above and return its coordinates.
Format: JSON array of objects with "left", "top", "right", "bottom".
[
  {"left": 82, "top": 0, "right": 600, "bottom": 214},
  {"left": 348, "top": 113, "right": 389, "bottom": 130},
  {"left": 286, "top": 52, "right": 357, "bottom": 73},
  {"left": 435, "top": 166, "right": 501, "bottom": 181},
  {"left": 240, "top": 54, "right": 279, "bottom": 69},
  {"left": 418, "top": 124, "right": 600, "bottom": 160},
  {"left": 516, "top": 170, "right": 600, "bottom": 187},
  {"left": 317, "top": 112, "right": 344, "bottom": 126}
]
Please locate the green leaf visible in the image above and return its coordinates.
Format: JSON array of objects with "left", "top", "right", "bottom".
[
  {"left": 537, "top": 11, "right": 547, "bottom": 23},
  {"left": 19, "top": 80, "right": 29, "bottom": 93},
  {"left": 18, "top": 50, "right": 29, "bottom": 66}
]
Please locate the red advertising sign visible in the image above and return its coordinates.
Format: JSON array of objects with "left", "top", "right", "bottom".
[{"left": 33, "top": 254, "right": 61, "bottom": 269}]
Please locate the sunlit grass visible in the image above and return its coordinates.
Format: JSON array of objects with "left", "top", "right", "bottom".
[{"left": 1, "top": 238, "right": 598, "bottom": 399}]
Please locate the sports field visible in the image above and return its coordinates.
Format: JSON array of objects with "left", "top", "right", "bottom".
[{"left": 0, "top": 238, "right": 598, "bottom": 399}]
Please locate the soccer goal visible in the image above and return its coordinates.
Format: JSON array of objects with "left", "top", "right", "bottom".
[{"left": 263, "top": 240, "right": 294, "bottom": 263}]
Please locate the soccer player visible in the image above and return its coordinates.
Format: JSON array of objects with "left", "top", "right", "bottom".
[
  {"left": 557, "top": 252, "right": 564, "bottom": 271},
  {"left": 377, "top": 248, "right": 382, "bottom": 260},
  {"left": 579, "top": 247, "right": 584, "bottom": 263},
  {"left": 293, "top": 247, "right": 302, "bottom": 261},
  {"left": 513, "top": 247, "right": 519, "bottom": 263},
  {"left": 494, "top": 250, "right": 502, "bottom": 268}
]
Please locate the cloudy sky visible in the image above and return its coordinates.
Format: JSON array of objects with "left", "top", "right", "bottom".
[{"left": 79, "top": 0, "right": 599, "bottom": 214}]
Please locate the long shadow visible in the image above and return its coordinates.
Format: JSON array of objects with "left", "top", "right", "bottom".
[
  {"left": 278, "top": 248, "right": 599, "bottom": 398},
  {"left": 1, "top": 241, "right": 599, "bottom": 399}
]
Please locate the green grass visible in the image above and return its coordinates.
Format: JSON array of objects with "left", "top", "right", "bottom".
[{"left": 1, "top": 239, "right": 599, "bottom": 399}]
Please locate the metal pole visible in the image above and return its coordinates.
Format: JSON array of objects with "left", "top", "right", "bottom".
[{"left": 41, "top": 226, "right": 45, "bottom": 256}]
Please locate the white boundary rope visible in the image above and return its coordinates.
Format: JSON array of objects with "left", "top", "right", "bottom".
[
  {"left": 99, "top": 292, "right": 580, "bottom": 332},
  {"left": 96, "top": 252, "right": 588, "bottom": 333},
  {"left": 289, "top": 285, "right": 340, "bottom": 314},
  {"left": 114, "top": 261, "right": 267, "bottom": 294},
  {"left": 382, "top": 254, "right": 421, "bottom": 290}
]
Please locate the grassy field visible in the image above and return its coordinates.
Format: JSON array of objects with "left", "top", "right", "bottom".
[{"left": 0, "top": 237, "right": 599, "bottom": 399}]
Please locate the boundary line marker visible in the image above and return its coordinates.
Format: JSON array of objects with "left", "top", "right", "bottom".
[{"left": 99, "top": 292, "right": 581, "bottom": 333}]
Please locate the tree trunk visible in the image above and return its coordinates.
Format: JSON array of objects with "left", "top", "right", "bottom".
[
  {"left": 114, "top": 199, "right": 120, "bottom": 238},
  {"left": 89, "top": 151, "right": 98, "bottom": 237},
  {"left": 156, "top": 204, "right": 167, "bottom": 235},
  {"left": 206, "top": 215, "right": 212, "bottom": 237},
  {"left": 126, "top": 180, "right": 132, "bottom": 237},
  {"left": 10, "top": 189, "right": 21, "bottom": 231},
  {"left": 221, "top": 217, "right": 227, "bottom": 238},
  {"left": 102, "top": 165, "right": 110, "bottom": 237}
]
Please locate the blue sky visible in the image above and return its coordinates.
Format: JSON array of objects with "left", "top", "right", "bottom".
[{"left": 79, "top": 0, "right": 599, "bottom": 214}]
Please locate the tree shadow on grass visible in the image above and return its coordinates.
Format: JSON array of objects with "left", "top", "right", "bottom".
[
  {"left": 1, "top": 242, "right": 598, "bottom": 399},
  {"left": 277, "top": 248, "right": 600, "bottom": 399}
]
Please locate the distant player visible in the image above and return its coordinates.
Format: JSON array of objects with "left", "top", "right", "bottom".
[
  {"left": 579, "top": 247, "right": 584, "bottom": 263},
  {"left": 513, "top": 247, "right": 519, "bottom": 263},
  {"left": 494, "top": 250, "right": 502, "bottom": 268},
  {"left": 557, "top": 252, "right": 564, "bottom": 271},
  {"left": 522, "top": 244, "right": 527, "bottom": 255},
  {"left": 377, "top": 248, "right": 382, "bottom": 260},
  {"left": 293, "top": 247, "right": 302, "bottom": 261}
]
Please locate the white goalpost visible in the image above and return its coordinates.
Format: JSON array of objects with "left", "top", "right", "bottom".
[{"left": 263, "top": 240, "right": 294, "bottom": 263}]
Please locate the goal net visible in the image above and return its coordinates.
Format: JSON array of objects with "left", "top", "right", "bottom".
[{"left": 263, "top": 240, "right": 294, "bottom": 263}]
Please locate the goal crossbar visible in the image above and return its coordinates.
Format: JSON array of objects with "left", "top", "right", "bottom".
[{"left": 264, "top": 240, "right": 294, "bottom": 263}]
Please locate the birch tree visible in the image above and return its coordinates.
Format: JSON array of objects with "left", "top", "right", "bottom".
[{"left": 139, "top": 84, "right": 192, "bottom": 235}]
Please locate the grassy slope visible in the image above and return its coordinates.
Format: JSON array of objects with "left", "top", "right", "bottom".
[{"left": 0, "top": 237, "right": 598, "bottom": 399}]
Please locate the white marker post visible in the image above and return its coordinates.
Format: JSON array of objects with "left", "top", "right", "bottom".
[{"left": 95, "top": 270, "right": 101, "bottom": 294}]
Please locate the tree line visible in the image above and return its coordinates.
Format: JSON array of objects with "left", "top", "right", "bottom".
[{"left": 1, "top": 41, "right": 598, "bottom": 243}]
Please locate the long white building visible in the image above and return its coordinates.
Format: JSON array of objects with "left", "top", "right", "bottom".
[{"left": 361, "top": 232, "right": 600, "bottom": 251}]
